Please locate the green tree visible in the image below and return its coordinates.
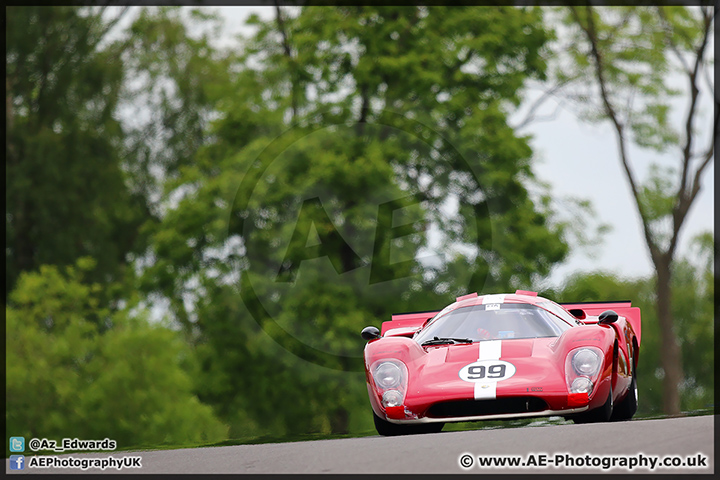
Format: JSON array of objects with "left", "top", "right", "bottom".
[
  {"left": 241, "top": 6, "right": 569, "bottom": 289},
  {"left": 119, "top": 7, "right": 233, "bottom": 218},
  {"left": 5, "top": 6, "right": 149, "bottom": 299},
  {"left": 670, "top": 233, "right": 714, "bottom": 411},
  {"left": 558, "top": 5, "right": 715, "bottom": 415},
  {"left": 5, "top": 259, "right": 228, "bottom": 450},
  {"left": 138, "top": 6, "right": 573, "bottom": 437}
]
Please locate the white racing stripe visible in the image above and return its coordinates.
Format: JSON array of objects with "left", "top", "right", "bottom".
[
  {"left": 478, "top": 340, "right": 502, "bottom": 359},
  {"left": 474, "top": 340, "right": 503, "bottom": 400}
]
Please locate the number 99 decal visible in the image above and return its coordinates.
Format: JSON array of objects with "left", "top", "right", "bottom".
[{"left": 459, "top": 360, "right": 516, "bottom": 383}]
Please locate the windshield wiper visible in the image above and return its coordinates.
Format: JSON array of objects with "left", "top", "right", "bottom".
[{"left": 421, "top": 336, "right": 474, "bottom": 346}]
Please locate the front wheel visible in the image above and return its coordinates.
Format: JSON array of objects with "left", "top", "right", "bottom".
[
  {"left": 612, "top": 362, "right": 638, "bottom": 421},
  {"left": 373, "top": 411, "right": 444, "bottom": 436}
]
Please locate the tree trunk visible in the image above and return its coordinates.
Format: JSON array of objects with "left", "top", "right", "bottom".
[{"left": 654, "top": 256, "right": 683, "bottom": 415}]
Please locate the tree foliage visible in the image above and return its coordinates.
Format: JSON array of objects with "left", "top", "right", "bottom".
[
  {"left": 5, "top": 259, "right": 228, "bottom": 451},
  {"left": 136, "top": 6, "right": 571, "bottom": 435},
  {"left": 119, "top": 7, "right": 233, "bottom": 215},
  {"left": 5, "top": 6, "right": 149, "bottom": 299}
]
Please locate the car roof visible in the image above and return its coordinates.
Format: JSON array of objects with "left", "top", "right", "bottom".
[
  {"left": 452, "top": 290, "right": 549, "bottom": 308},
  {"left": 426, "top": 290, "right": 577, "bottom": 328}
]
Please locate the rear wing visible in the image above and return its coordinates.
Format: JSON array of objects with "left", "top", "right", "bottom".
[
  {"left": 561, "top": 301, "right": 642, "bottom": 346},
  {"left": 381, "top": 310, "right": 440, "bottom": 337}
]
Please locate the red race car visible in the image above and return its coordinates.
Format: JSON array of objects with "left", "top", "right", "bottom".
[{"left": 360, "top": 290, "right": 641, "bottom": 436}]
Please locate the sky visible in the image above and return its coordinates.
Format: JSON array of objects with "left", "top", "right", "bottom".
[{"left": 113, "top": 6, "right": 715, "bottom": 289}]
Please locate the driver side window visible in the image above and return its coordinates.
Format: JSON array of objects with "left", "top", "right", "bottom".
[{"left": 540, "top": 301, "right": 580, "bottom": 326}]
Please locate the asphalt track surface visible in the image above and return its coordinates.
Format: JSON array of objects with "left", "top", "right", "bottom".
[{"left": 6, "top": 415, "right": 714, "bottom": 474}]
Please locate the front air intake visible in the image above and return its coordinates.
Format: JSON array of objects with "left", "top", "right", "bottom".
[{"left": 426, "top": 397, "right": 548, "bottom": 418}]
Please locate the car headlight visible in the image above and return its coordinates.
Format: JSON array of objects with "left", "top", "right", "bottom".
[
  {"left": 382, "top": 390, "right": 404, "bottom": 407},
  {"left": 374, "top": 362, "right": 402, "bottom": 389},
  {"left": 370, "top": 359, "right": 409, "bottom": 411},
  {"left": 572, "top": 349, "right": 601, "bottom": 376},
  {"left": 570, "top": 376, "right": 594, "bottom": 394},
  {"left": 565, "top": 346, "right": 603, "bottom": 397}
]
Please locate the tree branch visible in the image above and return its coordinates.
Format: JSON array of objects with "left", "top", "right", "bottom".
[
  {"left": 686, "top": 105, "right": 716, "bottom": 210},
  {"left": 516, "top": 101, "right": 564, "bottom": 130},
  {"left": 656, "top": 6, "right": 693, "bottom": 75},
  {"left": 667, "top": 9, "right": 713, "bottom": 259},
  {"left": 677, "top": 7, "right": 710, "bottom": 203},
  {"left": 571, "top": 5, "right": 661, "bottom": 262},
  {"left": 95, "top": 6, "right": 131, "bottom": 50},
  {"left": 274, "top": 2, "right": 297, "bottom": 120},
  {"left": 357, "top": 83, "right": 369, "bottom": 130},
  {"left": 513, "top": 80, "right": 571, "bottom": 131}
]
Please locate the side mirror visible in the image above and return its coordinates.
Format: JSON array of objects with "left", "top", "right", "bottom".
[
  {"left": 568, "top": 309, "right": 586, "bottom": 320},
  {"left": 361, "top": 326, "right": 381, "bottom": 341},
  {"left": 598, "top": 310, "right": 618, "bottom": 325}
]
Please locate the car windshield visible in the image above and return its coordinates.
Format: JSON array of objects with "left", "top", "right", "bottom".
[{"left": 414, "top": 303, "right": 572, "bottom": 344}]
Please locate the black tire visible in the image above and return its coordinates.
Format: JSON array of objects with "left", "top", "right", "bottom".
[
  {"left": 373, "top": 411, "right": 444, "bottom": 436},
  {"left": 572, "top": 386, "right": 613, "bottom": 424},
  {"left": 612, "top": 361, "right": 638, "bottom": 421}
]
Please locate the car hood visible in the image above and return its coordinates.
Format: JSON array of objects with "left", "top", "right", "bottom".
[
  {"left": 420, "top": 337, "right": 541, "bottom": 365},
  {"left": 406, "top": 337, "right": 567, "bottom": 401}
]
